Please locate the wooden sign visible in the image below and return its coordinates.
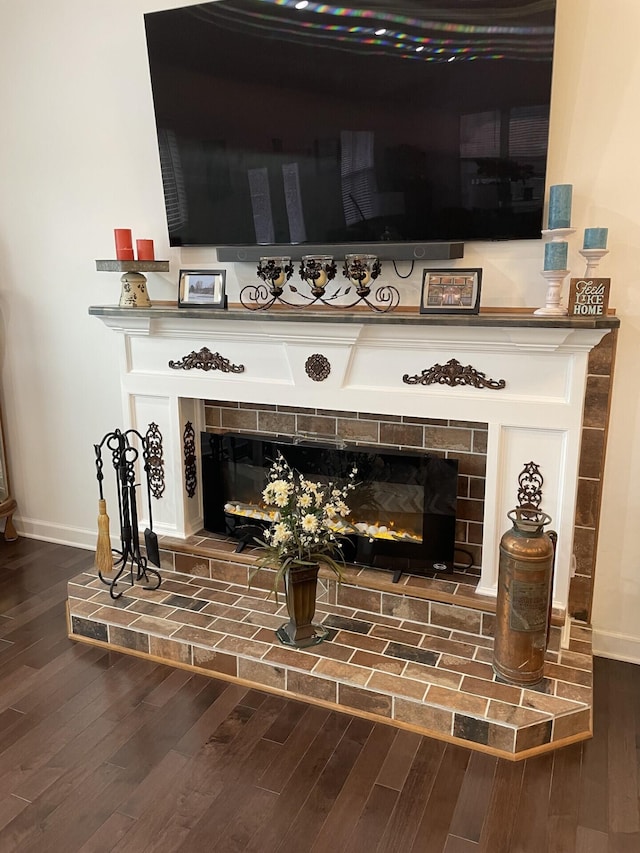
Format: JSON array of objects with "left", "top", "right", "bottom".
[{"left": 567, "top": 277, "right": 610, "bottom": 317}]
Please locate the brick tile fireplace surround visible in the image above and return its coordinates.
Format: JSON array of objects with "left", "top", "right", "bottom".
[{"left": 76, "top": 306, "right": 618, "bottom": 757}]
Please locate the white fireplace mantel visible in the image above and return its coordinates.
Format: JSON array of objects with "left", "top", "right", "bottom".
[{"left": 90, "top": 305, "right": 618, "bottom": 614}]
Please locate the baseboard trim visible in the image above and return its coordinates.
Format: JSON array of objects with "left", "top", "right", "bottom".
[
  {"left": 13, "top": 517, "right": 96, "bottom": 551},
  {"left": 592, "top": 629, "right": 640, "bottom": 665}
]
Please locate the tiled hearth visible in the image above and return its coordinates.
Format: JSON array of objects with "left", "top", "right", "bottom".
[{"left": 68, "top": 535, "right": 592, "bottom": 760}]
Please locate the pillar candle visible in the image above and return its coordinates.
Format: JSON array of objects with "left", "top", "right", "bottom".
[
  {"left": 136, "top": 239, "right": 155, "bottom": 261},
  {"left": 547, "top": 184, "right": 572, "bottom": 230},
  {"left": 583, "top": 227, "right": 608, "bottom": 250},
  {"left": 114, "top": 228, "right": 134, "bottom": 261},
  {"left": 544, "top": 241, "right": 568, "bottom": 271}
]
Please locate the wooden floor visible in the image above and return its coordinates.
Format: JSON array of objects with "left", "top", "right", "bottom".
[{"left": 0, "top": 539, "right": 638, "bottom": 852}]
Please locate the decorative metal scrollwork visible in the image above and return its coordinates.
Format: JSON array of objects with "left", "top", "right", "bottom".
[
  {"left": 517, "top": 461, "right": 544, "bottom": 510},
  {"left": 402, "top": 358, "right": 506, "bottom": 390},
  {"left": 183, "top": 422, "right": 197, "bottom": 499},
  {"left": 168, "top": 347, "right": 245, "bottom": 373},
  {"left": 305, "top": 353, "right": 331, "bottom": 382},
  {"left": 144, "top": 422, "right": 165, "bottom": 500},
  {"left": 239, "top": 254, "right": 400, "bottom": 313}
]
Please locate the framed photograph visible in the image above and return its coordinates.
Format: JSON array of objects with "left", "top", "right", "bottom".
[
  {"left": 178, "top": 269, "right": 227, "bottom": 308},
  {"left": 420, "top": 269, "right": 482, "bottom": 315}
]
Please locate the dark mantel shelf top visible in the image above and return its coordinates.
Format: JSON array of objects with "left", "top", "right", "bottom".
[{"left": 88, "top": 304, "right": 620, "bottom": 330}]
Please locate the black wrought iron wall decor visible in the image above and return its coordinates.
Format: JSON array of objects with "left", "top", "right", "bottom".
[
  {"left": 183, "top": 421, "right": 197, "bottom": 499},
  {"left": 402, "top": 358, "right": 506, "bottom": 390},
  {"left": 144, "top": 422, "right": 165, "bottom": 500},
  {"left": 239, "top": 254, "right": 400, "bottom": 313},
  {"left": 517, "top": 461, "right": 544, "bottom": 510},
  {"left": 305, "top": 353, "right": 331, "bottom": 382},
  {"left": 94, "top": 428, "right": 162, "bottom": 600},
  {"left": 168, "top": 347, "right": 245, "bottom": 373}
]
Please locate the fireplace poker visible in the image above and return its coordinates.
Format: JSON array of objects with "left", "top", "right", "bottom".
[{"left": 143, "top": 438, "right": 161, "bottom": 568}]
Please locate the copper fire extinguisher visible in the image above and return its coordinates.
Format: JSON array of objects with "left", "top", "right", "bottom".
[{"left": 493, "top": 508, "right": 557, "bottom": 686}]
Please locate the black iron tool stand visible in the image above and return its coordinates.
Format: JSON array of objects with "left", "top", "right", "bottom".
[{"left": 95, "top": 428, "right": 162, "bottom": 600}]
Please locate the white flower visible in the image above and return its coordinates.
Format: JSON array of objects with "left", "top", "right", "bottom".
[
  {"left": 335, "top": 499, "right": 350, "bottom": 517},
  {"left": 262, "top": 484, "right": 273, "bottom": 498},
  {"left": 272, "top": 479, "right": 291, "bottom": 496},
  {"left": 257, "top": 455, "right": 359, "bottom": 575},
  {"left": 272, "top": 522, "right": 292, "bottom": 545},
  {"left": 302, "top": 514, "right": 319, "bottom": 533}
]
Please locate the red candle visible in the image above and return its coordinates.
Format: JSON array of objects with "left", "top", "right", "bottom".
[
  {"left": 114, "top": 228, "right": 134, "bottom": 261},
  {"left": 136, "top": 239, "right": 155, "bottom": 261}
]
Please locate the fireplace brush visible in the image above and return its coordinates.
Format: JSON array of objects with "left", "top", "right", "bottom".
[{"left": 94, "top": 444, "right": 113, "bottom": 575}]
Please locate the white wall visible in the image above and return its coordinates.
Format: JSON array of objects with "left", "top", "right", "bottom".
[{"left": 0, "top": 0, "right": 637, "bottom": 660}]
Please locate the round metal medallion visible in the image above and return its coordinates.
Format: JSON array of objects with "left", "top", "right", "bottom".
[{"left": 305, "top": 353, "right": 331, "bottom": 382}]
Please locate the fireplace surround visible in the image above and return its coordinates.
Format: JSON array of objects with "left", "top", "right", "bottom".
[
  {"left": 89, "top": 305, "right": 618, "bottom": 621},
  {"left": 71, "top": 305, "right": 617, "bottom": 756}
]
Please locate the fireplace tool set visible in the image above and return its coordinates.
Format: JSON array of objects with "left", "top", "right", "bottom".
[{"left": 94, "top": 428, "right": 161, "bottom": 599}]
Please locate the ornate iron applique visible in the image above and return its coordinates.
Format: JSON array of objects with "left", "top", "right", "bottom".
[
  {"left": 517, "top": 461, "right": 544, "bottom": 510},
  {"left": 305, "top": 353, "right": 331, "bottom": 382},
  {"left": 144, "top": 422, "right": 165, "bottom": 500},
  {"left": 183, "top": 421, "right": 197, "bottom": 499},
  {"left": 402, "top": 358, "right": 506, "bottom": 390},
  {"left": 169, "top": 347, "right": 245, "bottom": 373}
]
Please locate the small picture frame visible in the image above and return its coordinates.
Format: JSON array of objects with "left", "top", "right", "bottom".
[
  {"left": 178, "top": 269, "right": 227, "bottom": 308},
  {"left": 420, "top": 269, "right": 482, "bottom": 315}
]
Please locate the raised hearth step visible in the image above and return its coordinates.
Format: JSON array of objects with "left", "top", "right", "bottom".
[
  {"left": 67, "top": 557, "right": 591, "bottom": 760},
  {"left": 155, "top": 532, "right": 566, "bottom": 625}
]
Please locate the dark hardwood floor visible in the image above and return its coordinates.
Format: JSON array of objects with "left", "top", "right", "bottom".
[{"left": 0, "top": 538, "right": 638, "bottom": 852}]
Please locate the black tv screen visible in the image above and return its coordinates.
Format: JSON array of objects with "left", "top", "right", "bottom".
[{"left": 144, "top": 0, "right": 556, "bottom": 248}]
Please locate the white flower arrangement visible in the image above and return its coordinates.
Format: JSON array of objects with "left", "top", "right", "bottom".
[{"left": 251, "top": 451, "right": 359, "bottom": 592}]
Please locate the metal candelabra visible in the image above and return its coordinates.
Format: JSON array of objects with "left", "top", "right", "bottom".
[{"left": 239, "top": 254, "right": 400, "bottom": 313}]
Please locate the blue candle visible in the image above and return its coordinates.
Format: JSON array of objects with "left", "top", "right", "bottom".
[
  {"left": 548, "top": 184, "right": 573, "bottom": 230},
  {"left": 583, "top": 227, "right": 608, "bottom": 249},
  {"left": 544, "top": 241, "right": 568, "bottom": 270}
]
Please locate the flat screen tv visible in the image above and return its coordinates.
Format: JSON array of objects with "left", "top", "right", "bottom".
[{"left": 144, "top": 0, "right": 557, "bottom": 250}]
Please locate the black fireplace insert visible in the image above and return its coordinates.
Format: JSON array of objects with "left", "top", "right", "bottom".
[{"left": 201, "top": 433, "right": 458, "bottom": 578}]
